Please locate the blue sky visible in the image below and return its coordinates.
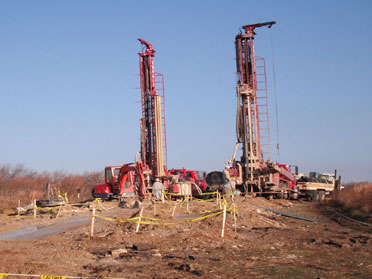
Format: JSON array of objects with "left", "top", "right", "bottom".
[{"left": 0, "top": 0, "right": 371, "bottom": 182}]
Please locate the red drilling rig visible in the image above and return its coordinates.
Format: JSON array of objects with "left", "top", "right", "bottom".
[
  {"left": 225, "top": 22, "right": 297, "bottom": 198},
  {"left": 92, "top": 39, "right": 168, "bottom": 200},
  {"left": 138, "top": 38, "right": 168, "bottom": 181}
]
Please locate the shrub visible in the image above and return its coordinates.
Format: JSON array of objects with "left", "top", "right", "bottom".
[
  {"left": 0, "top": 164, "right": 104, "bottom": 209},
  {"left": 330, "top": 181, "right": 372, "bottom": 222}
]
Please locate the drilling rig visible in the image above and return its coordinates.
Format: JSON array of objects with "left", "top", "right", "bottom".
[
  {"left": 92, "top": 39, "right": 168, "bottom": 200},
  {"left": 138, "top": 38, "right": 168, "bottom": 181},
  {"left": 226, "top": 22, "right": 297, "bottom": 198}
]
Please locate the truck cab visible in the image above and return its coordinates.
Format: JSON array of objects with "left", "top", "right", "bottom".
[
  {"left": 92, "top": 164, "right": 141, "bottom": 199},
  {"left": 92, "top": 166, "right": 121, "bottom": 199}
]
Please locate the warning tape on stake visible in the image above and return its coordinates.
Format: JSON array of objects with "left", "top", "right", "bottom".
[
  {"left": 193, "top": 197, "right": 216, "bottom": 202},
  {"left": 36, "top": 205, "right": 62, "bottom": 211},
  {"left": 93, "top": 205, "right": 235, "bottom": 226},
  {"left": 0, "top": 273, "right": 124, "bottom": 279},
  {"left": 164, "top": 191, "right": 218, "bottom": 197}
]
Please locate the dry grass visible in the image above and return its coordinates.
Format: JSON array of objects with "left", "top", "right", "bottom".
[
  {"left": 0, "top": 164, "right": 104, "bottom": 209},
  {"left": 330, "top": 181, "right": 372, "bottom": 221}
]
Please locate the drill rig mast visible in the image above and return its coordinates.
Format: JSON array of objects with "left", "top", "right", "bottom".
[
  {"left": 91, "top": 39, "right": 168, "bottom": 200},
  {"left": 228, "top": 21, "right": 296, "bottom": 196},
  {"left": 138, "top": 38, "right": 167, "bottom": 178}
]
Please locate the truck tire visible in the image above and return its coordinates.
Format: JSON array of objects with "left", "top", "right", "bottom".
[
  {"left": 290, "top": 192, "right": 299, "bottom": 200},
  {"left": 312, "top": 191, "right": 322, "bottom": 201},
  {"left": 307, "top": 190, "right": 319, "bottom": 201},
  {"left": 318, "top": 190, "right": 326, "bottom": 202}
]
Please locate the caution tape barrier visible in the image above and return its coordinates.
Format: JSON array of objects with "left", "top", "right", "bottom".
[
  {"left": 163, "top": 191, "right": 219, "bottom": 204},
  {"left": 35, "top": 205, "right": 62, "bottom": 211},
  {"left": 93, "top": 205, "right": 236, "bottom": 226},
  {"left": 0, "top": 272, "right": 124, "bottom": 279},
  {"left": 193, "top": 197, "right": 216, "bottom": 202},
  {"left": 164, "top": 191, "right": 218, "bottom": 197}
]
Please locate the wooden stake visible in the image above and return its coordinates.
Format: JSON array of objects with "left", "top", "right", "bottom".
[
  {"left": 171, "top": 204, "right": 177, "bottom": 217},
  {"left": 17, "top": 200, "right": 20, "bottom": 217},
  {"left": 216, "top": 192, "right": 219, "bottom": 206},
  {"left": 90, "top": 206, "right": 96, "bottom": 237},
  {"left": 233, "top": 203, "right": 237, "bottom": 233},
  {"left": 98, "top": 199, "right": 105, "bottom": 210},
  {"left": 136, "top": 207, "right": 144, "bottom": 233},
  {"left": 56, "top": 205, "right": 63, "bottom": 219},
  {"left": 33, "top": 200, "right": 37, "bottom": 219},
  {"left": 186, "top": 195, "right": 189, "bottom": 213},
  {"left": 161, "top": 190, "right": 165, "bottom": 204},
  {"left": 221, "top": 202, "right": 227, "bottom": 237}
]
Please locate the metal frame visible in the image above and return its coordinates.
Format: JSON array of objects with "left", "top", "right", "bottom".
[{"left": 138, "top": 39, "right": 167, "bottom": 177}]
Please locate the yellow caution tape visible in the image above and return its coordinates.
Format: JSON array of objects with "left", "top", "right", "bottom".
[
  {"left": 164, "top": 192, "right": 183, "bottom": 196},
  {"left": 94, "top": 214, "right": 166, "bottom": 223},
  {"left": 57, "top": 192, "right": 69, "bottom": 204},
  {"left": 222, "top": 199, "right": 228, "bottom": 206},
  {"left": 141, "top": 216, "right": 162, "bottom": 221},
  {"left": 163, "top": 195, "right": 186, "bottom": 205},
  {"left": 197, "top": 191, "right": 218, "bottom": 196},
  {"left": 94, "top": 207, "right": 227, "bottom": 226},
  {"left": 135, "top": 220, "right": 178, "bottom": 226},
  {"left": 193, "top": 197, "right": 216, "bottom": 202},
  {"left": 164, "top": 191, "right": 218, "bottom": 196},
  {"left": 64, "top": 193, "right": 69, "bottom": 204},
  {"left": 190, "top": 210, "right": 224, "bottom": 222},
  {"left": 37, "top": 205, "right": 62, "bottom": 211},
  {"left": 1, "top": 273, "right": 125, "bottom": 279},
  {"left": 41, "top": 275, "right": 66, "bottom": 279},
  {"left": 93, "top": 197, "right": 237, "bottom": 227},
  {"left": 232, "top": 206, "right": 239, "bottom": 216},
  {"left": 94, "top": 198, "right": 101, "bottom": 208},
  {"left": 94, "top": 215, "right": 138, "bottom": 223}
]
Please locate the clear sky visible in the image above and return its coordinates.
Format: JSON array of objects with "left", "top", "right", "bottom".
[{"left": 0, "top": 0, "right": 371, "bottom": 182}]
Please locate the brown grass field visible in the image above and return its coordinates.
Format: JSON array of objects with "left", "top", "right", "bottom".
[
  {"left": 0, "top": 164, "right": 103, "bottom": 209},
  {"left": 0, "top": 165, "right": 371, "bottom": 278},
  {"left": 329, "top": 182, "right": 372, "bottom": 222}
]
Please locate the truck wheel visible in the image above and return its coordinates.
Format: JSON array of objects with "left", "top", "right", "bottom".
[
  {"left": 312, "top": 191, "right": 320, "bottom": 201},
  {"left": 276, "top": 191, "right": 285, "bottom": 199},
  {"left": 307, "top": 190, "right": 318, "bottom": 201},
  {"left": 290, "top": 192, "right": 299, "bottom": 200},
  {"left": 318, "top": 190, "right": 326, "bottom": 201}
]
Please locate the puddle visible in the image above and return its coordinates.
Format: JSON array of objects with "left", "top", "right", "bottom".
[{"left": 0, "top": 216, "right": 91, "bottom": 240}]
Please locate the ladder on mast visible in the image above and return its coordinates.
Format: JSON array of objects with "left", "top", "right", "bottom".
[{"left": 255, "top": 56, "right": 271, "bottom": 160}]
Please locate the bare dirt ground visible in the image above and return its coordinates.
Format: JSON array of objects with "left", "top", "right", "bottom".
[{"left": 0, "top": 196, "right": 371, "bottom": 279}]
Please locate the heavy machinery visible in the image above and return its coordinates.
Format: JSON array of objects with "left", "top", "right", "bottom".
[
  {"left": 224, "top": 21, "right": 297, "bottom": 198},
  {"left": 168, "top": 168, "right": 207, "bottom": 195},
  {"left": 295, "top": 169, "right": 342, "bottom": 201},
  {"left": 92, "top": 162, "right": 146, "bottom": 199},
  {"left": 92, "top": 39, "right": 168, "bottom": 199},
  {"left": 137, "top": 38, "right": 168, "bottom": 181}
]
